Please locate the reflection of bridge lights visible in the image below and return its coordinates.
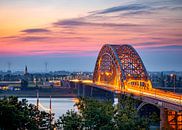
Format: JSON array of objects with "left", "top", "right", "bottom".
[
  {"left": 72, "top": 98, "right": 79, "bottom": 103},
  {"left": 38, "top": 103, "right": 51, "bottom": 112}
]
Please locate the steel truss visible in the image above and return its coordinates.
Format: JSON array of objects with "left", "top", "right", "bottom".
[{"left": 93, "top": 44, "right": 149, "bottom": 89}]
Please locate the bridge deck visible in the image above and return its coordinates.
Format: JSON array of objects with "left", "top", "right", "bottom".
[{"left": 71, "top": 80, "right": 182, "bottom": 112}]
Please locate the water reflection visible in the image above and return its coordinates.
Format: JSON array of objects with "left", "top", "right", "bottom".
[{"left": 19, "top": 98, "right": 76, "bottom": 119}]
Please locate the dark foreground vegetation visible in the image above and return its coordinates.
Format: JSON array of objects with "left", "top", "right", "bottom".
[
  {"left": 0, "top": 96, "right": 159, "bottom": 130},
  {"left": 0, "top": 96, "right": 55, "bottom": 130},
  {"left": 58, "top": 96, "right": 160, "bottom": 130}
]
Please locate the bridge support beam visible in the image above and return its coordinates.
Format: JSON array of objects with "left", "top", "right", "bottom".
[
  {"left": 160, "top": 107, "right": 169, "bottom": 130},
  {"left": 77, "top": 83, "right": 114, "bottom": 101}
]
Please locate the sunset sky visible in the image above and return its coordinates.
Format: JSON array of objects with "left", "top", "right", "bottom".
[{"left": 0, "top": 0, "right": 182, "bottom": 72}]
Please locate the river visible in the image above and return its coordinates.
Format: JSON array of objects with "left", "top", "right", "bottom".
[
  {"left": 19, "top": 97, "right": 118, "bottom": 120},
  {"left": 19, "top": 98, "right": 76, "bottom": 119}
]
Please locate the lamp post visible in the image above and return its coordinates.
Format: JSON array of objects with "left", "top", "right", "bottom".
[
  {"left": 49, "top": 96, "right": 52, "bottom": 130},
  {"left": 173, "top": 76, "right": 176, "bottom": 93},
  {"left": 36, "top": 90, "right": 39, "bottom": 110},
  {"left": 170, "top": 74, "right": 176, "bottom": 93}
]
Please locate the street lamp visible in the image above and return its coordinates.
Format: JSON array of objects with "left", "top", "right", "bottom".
[{"left": 170, "top": 74, "right": 176, "bottom": 93}]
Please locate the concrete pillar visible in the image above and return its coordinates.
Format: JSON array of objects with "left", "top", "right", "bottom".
[
  {"left": 82, "top": 85, "right": 85, "bottom": 97},
  {"left": 117, "top": 93, "right": 122, "bottom": 111},
  {"left": 90, "top": 86, "right": 93, "bottom": 97},
  {"left": 160, "top": 107, "right": 169, "bottom": 130},
  {"left": 77, "top": 84, "right": 80, "bottom": 97},
  {"left": 174, "top": 111, "right": 178, "bottom": 130}
]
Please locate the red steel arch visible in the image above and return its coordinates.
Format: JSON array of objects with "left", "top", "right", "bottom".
[{"left": 93, "top": 44, "right": 152, "bottom": 90}]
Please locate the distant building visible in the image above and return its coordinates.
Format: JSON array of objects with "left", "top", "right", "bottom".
[
  {"left": 0, "top": 81, "right": 21, "bottom": 91},
  {"left": 24, "top": 65, "right": 28, "bottom": 75}
]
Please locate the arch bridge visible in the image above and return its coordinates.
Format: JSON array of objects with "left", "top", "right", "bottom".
[
  {"left": 92, "top": 44, "right": 182, "bottom": 129},
  {"left": 70, "top": 44, "right": 182, "bottom": 129},
  {"left": 93, "top": 44, "right": 152, "bottom": 91}
]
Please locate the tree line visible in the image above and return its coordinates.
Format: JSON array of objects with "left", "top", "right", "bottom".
[
  {"left": 58, "top": 96, "right": 160, "bottom": 130},
  {"left": 0, "top": 96, "right": 159, "bottom": 130}
]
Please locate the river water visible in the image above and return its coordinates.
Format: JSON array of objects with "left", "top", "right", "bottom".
[
  {"left": 19, "top": 98, "right": 118, "bottom": 120},
  {"left": 19, "top": 98, "right": 76, "bottom": 119}
]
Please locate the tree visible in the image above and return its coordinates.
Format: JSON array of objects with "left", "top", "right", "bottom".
[
  {"left": 58, "top": 98, "right": 114, "bottom": 130},
  {"left": 76, "top": 98, "right": 114, "bottom": 130},
  {"left": 115, "top": 95, "right": 161, "bottom": 130},
  {"left": 59, "top": 96, "right": 160, "bottom": 130},
  {"left": 0, "top": 96, "right": 37, "bottom": 130},
  {"left": 57, "top": 109, "right": 82, "bottom": 130},
  {"left": 0, "top": 96, "right": 54, "bottom": 130}
]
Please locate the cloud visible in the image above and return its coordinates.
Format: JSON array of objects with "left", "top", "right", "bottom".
[
  {"left": 94, "top": 4, "right": 149, "bottom": 14},
  {"left": 138, "top": 45, "right": 182, "bottom": 54},
  {"left": 135, "top": 42, "right": 182, "bottom": 51},
  {"left": 164, "top": 45, "right": 182, "bottom": 49},
  {"left": 27, "top": 49, "right": 98, "bottom": 57},
  {"left": 1, "top": 0, "right": 182, "bottom": 58},
  {"left": 54, "top": 19, "right": 142, "bottom": 28},
  {"left": 0, "top": 36, "right": 18, "bottom": 41},
  {"left": 134, "top": 42, "right": 160, "bottom": 46},
  {"left": 122, "top": 10, "right": 154, "bottom": 16},
  {"left": 21, "top": 28, "right": 50, "bottom": 33},
  {"left": 20, "top": 36, "right": 50, "bottom": 42},
  {"left": 171, "top": 6, "right": 182, "bottom": 10},
  {"left": 149, "top": 45, "right": 182, "bottom": 50},
  {"left": 91, "top": 2, "right": 182, "bottom": 16}
]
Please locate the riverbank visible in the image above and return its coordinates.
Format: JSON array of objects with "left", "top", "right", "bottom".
[{"left": 0, "top": 87, "right": 77, "bottom": 98}]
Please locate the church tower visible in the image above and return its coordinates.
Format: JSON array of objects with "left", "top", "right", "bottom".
[{"left": 24, "top": 65, "right": 28, "bottom": 75}]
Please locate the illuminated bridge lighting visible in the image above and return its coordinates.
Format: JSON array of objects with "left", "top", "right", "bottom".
[
  {"left": 70, "top": 79, "right": 93, "bottom": 84},
  {"left": 70, "top": 44, "right": 182, "bottom": 129},
  {"left": 70, "top": 44, "right": 182, "bottom": 111},
  {"left": 93, "top": 44, "right": 152, "bottom": 91}
]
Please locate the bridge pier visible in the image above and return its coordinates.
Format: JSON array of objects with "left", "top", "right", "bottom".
[
  {"left": 160, "top": 107, "right": 169, "bottom": 129},
  {"left": 77, "top": 83, "right": 114, "bottom": 101},
  {"left": 160, "top": 108, "right": 182, "bottom": 130}
]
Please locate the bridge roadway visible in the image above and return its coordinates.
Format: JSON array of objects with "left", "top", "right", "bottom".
[{"left": 71, "top": 79, "right": 182, "bottom": 112}]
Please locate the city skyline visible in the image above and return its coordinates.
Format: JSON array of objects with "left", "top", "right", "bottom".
[{"left": 0, "top": 0, "right": 182, "bottom": 71}]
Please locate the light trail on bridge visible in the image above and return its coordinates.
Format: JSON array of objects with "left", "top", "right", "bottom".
[
  {"left": 98, "top": 82, "right": 182, "bottom": 106},
  {"left": 71, "top": 79, "right": 182, "bottom": 108},
  {"left": 126, "top": 88, "right": 182, "bottom": 106}
]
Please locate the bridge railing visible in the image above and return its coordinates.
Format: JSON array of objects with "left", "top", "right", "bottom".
[{"left": 126, "top": 84, "right": 182, "bottom": 106}]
